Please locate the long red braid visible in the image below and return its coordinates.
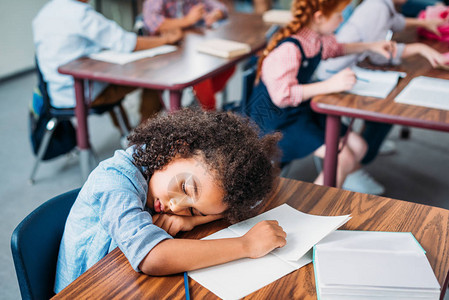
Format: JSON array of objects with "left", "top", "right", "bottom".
[{"left": 255, "top": 0, "right": 351, "bottom": 83}]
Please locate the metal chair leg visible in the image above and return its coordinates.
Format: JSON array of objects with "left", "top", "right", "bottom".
[
  {"left": 29, "top": 118, "right": 58, "bottom": 184},
  {"left": 112, "top": 104, "right": 131, "bottom": 137}
]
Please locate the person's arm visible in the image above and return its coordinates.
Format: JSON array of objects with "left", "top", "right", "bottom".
[
  {"left": 134, "top": 29, "right": 183, "bottom": 51},
  {"left": 139, "top": 220, "right": 286, "bottom": 275},
  {"left": 405, "top": 17, "right": 444, "bottom": 36},
  {"left": 402, "top": 43, "right": 448, "bottom": 67},
  {"left": 152, "top": 213, "right": 223, "bottom": 236},
  {"left": 343, "top": 41, "right": 397, "bottom": 58},
  {"left": 302, "top": 68, "right": 357, "bottom": 99},
  {"left": 158, "top": 4, "right": 205, "bottom": 32}
]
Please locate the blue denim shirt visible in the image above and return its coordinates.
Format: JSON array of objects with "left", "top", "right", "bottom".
[{"left": 54, "top": 147, "right": 172, "bottom": 293}]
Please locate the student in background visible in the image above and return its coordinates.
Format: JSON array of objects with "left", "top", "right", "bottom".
[
  {"left": 314, "top": 0, "right": 448, "bottom": 194},
  {"left": 33, "top": 0, "right": 182, "bottom": 126},
  {"left": 54, "top": 110, "right": 286, "bottom": 292},
  {"left": 142, "top": 0, "right": 234, "bottom": 110},
  {"left": 246, "top": 0, "right": 396, "bottom": 189}
]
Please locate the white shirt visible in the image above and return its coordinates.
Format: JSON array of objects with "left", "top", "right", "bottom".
[
  {"left": 33, "top": 0, "right": 137, "bottom": 108},
  {"left": 315, "top": 0, "right": 406, "bottom": 80}
]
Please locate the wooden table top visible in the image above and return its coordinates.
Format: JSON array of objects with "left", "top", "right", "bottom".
[
  {"left": 58, "top": 12, "right": 271, "bottom": 91},
  {"left": 53, "top": 178, "right": 449, "bottom": 299},
  {"left": 311, "top": 29, "right": 449, "bottom": 132}
]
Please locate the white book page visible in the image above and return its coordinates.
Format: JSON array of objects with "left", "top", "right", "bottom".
[
  {"left": 188, "top": 228, "right": 312, "bottom": 300},
  {"left": 395, "top": 76, "right": 449, "bottom": 110},
  {"left": 348, "top": 66, "right": 403, "bottom": 98},
  {"left": 316, "top": 250, "right": 440, "bottom": 290},
  {"left": 314, "top": 231, "right": 440, "bottom": 294},
  {"left": 229, "top": 204, "right": 351, "bottom": 261},
  {"left": 88, "top": 45, "right": 177, "bottom": 65},
  {"left": 317, "top": 231, "right": 425, "bottom": 254}
]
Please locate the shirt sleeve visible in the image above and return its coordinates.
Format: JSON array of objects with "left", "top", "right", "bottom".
[
  {"left": 390, "top": 11, "right": 406, "bottom": 32},
  {"left": 142, "top": 0, "right": 166, "bottom": 35},
  {"left": 261, "top": 42, "right": 304, "bottom": 108},
  {"left": 98, "top": 187, "right": 172, "bottom": 272},
  {"left": 80, "top": 7, "right": 137, "bottom": 52},
  {"left": 321, "top": 35, "right": 344, "bottom": 60},
  {"left": 204, "top": 0, "right": 228, "bottom": 17}
]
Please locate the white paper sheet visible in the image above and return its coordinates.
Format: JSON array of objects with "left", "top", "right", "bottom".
[
  {"left": 394, "top": 76, "right": 449, "bottom": 111},
  {"left": 347, "top": 66, "right": 405, "bottom": 98},
  {"left": 188, "top": 204, "right": 351, "bottom": 300},
  {"left": 88, "top": 45, "right": 177, "bottom": 65}
]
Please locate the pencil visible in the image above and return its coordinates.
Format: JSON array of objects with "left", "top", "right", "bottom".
[
  {"left": 184, "top": 272, "right": 190, "bottom": 300},
  {"left": 325, "top": 69, "right": 370, "bottom": 83}
]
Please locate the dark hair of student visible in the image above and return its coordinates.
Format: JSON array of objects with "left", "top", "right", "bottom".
[
  {"left": 128, "top": 109, "right": 282, "bottom": 223},
  {"left": 255, "top": 0, "right": 351, "bottom": 83}
]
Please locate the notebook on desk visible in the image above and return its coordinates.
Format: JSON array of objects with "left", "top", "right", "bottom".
[
  {"left": 188, "top": 204, "right": 351, "bottom": 300},
  {"left": 196, "top": 38, "right": 251, "bottom": 58},
  {"left": 262, "top": 9, "right": 292, "bottom": 25},
  {"left": 347, "top": 66, "right": 405, "bottom": 98},
  {"left": 395, "top": 76, "right": 449, "bottom": 111},
  {"left": 313, "top": 230, "right": 440, "bottom": 300}
]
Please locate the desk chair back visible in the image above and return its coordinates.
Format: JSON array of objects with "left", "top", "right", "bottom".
[
  {"left": 29, "top": 59, "right": 130, "bottom": 184},
  {"left": 11, "top": 188, "right": 80, "bottom": 300}
]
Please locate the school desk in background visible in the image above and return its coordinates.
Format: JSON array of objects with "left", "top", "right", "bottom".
[{"left": 311, "top": 27, "right": 449, "bottom": 188}]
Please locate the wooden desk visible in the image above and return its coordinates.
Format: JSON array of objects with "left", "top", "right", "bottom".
[
  {"left": 53, "top": 178, "right": 449, "bottom": 299},
  {"left": 58, "top": 12, "right": 271, "bottom": 180},
  {"left": 311, "top": 29, "right": 449, "bottom": 187}
]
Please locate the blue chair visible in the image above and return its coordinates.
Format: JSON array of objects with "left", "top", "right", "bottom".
[
  {"left": 11, "top": 188, "right": 80, "bottom": 300},
  {"left": 29, "top": 59, "right": 131, "bottom": 184}
]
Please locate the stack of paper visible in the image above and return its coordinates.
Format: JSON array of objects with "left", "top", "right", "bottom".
[
  {"left": 88, "top": 45, "right": 177, "bottom": 65},
  {"left": 313, "top": 231, "right": 440, "bottom": 300},
  {"left": 348, "top": 66, "right": 405, "bottom": 98},
  {"left": 395, "top": 76, "right": 449, "bottom": 110},
  {"left": 262, "top": 9, "right": 292, "bottom": 25},
  {"left": 188, "top": 204, "right": 351, "bottom": 299},
  {"left": 196, "top": 38, "right": 251, "bottom": 58}
]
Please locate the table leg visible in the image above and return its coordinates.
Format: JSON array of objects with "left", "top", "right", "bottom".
[
  {"left": 323, "top": 115, "right": 341, "bottom": 187},
  {"left": 169, "top": 90, "right": 182, "bottom": 112},
  {"left": 74, "top": 79, "right": 94, "bottom": 181}
]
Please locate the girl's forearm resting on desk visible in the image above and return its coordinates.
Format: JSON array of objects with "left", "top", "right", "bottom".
[
  {"left": 134, "top": 36, "right": 170, "bottom": 51},
  {"left": 139, "top": 220, "right": 286, "bottom": 275}
]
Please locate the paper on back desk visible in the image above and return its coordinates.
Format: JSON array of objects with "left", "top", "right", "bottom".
[
  {"left": 188, "top": 204, "right": 351, "bottom": 299},
  {"left": 88, "top": 45, "right": 177, "bottom": 65}
]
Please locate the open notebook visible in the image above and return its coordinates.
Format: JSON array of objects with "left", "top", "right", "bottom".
[
  {"left": 188, "top": 204, "right": 351, "bottom": 300},
  {"left": 313, "top": 231, "right": 440, "bottom": 300},
  {"left": 88, "top": 45, "right": 177, "bottom": 65},
  {"left": 395, "top": 76, "right": 449, "bottom": 110},
  {"left": 196, "top": 38, "right": 251, "bottom": 58},
  {"left": 347, "top": 66, "right": 406, "bottom": 98}
]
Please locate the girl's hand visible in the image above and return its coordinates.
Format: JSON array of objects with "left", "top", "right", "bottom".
[
  {"left": 241, "top": 220, "right": 287, "bottom": 259},
  {"left": 404, "top": 43, "right": 448, "bottom": 68},
  {"left": 204, "top": 9, "right": 222, "bottom": 27},
  {"left": 369, "top": 40, "right": 397, "bottom": 60},
  {"left": 161, "top": 28, "right": 183, "bottom": 44},
  {"left": 325, "top": 68, "right": 357, "bottom": 93},
  {"left": 417, "top": 44, "right": 448, "bottom": 68},
  {"left": 185, "top": 4, "right": 205, "bottom": 26},
  {"left": 153, "top": 214, "right": 195, "bottom": 236}
]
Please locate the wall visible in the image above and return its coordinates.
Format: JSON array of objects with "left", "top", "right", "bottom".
[{"left": 0, "top": 0, "right": 134, "bottom": 80}]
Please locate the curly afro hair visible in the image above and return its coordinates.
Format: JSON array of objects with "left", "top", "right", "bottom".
[{"left": 128, "top": 109, "right": 281, "bottom": 223}]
